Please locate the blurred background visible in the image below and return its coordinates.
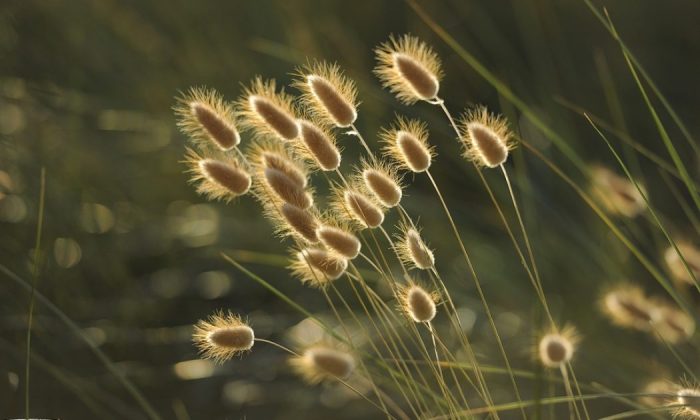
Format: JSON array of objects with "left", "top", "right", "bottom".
[{"left": 1, "top": 0, "right": 700, "bottom": 418}]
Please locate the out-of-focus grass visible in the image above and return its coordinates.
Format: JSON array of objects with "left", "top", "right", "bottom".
[{"left": 1, "top": 0, "right": 700, "bottom": 418}]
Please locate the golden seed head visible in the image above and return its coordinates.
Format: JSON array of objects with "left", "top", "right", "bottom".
[
  {"left": 458, "top": 106, "right": 514, "bottom": 168},
  {"left": 537, "top": 327, "right": 578, "bottom": 368},
  {"left": 175, "top": 87, "right": 240, "bottom": 150},
  {"left": 291, "top": 248, "right": 348, "bottom": 287},
  {"left": 290, "top": 345, "right": 356, "bottom": 384},
  {"left": 185, "top": 149, "right": 251, "bottom": 202},
  {"left": 335, "top": 189, "right": 384, "bottom": 229},
  {"left": 397, "top": 224, "right": 435, "bottom": 270},
  {"left": 374, "top": 34, "right": 443, "bottom": 104},
  {"left": 261, "top": 151, "right": 307, "bottom": 189},
  {"left": 263, "top": 167, "right": 313, "bottom": 209},
  {"left": 401, "top": 284, "right": 438, "bottom": 323},
  {"left": 590, "top": 165, "right": 646, "bottom": 218},
  {"left": 362, "top": 166, "right": 402, "bottom": 208},
  {"left": 296, "top": 120, "right": 341, "bottom": 171},
  {"left": 316, "top": 224, "right": 361, "bottom": 259},
  {"left": 381, "top": 116, "right": 434, "bottom": 173},
  {"left": 653, "top": 301, "right": 695, "bottom": 344},
  {"left": 277, "top": 203, "right": 320, "bottom": 243},
  {"left": 600, "top": 286, "right": 658, "bottom": 331},
  {"left": 294, "top": 61, "right": 358, "bottom": 128},
  {"left": 238, "top": 77, "right": 299, "bottom": 141},
  {"left": 675, "top": 388, "right": 700, "bottom": 419},
  {"left": 193, "top": 311, "right": 254, "bottom": 363},
  {"left": 664, "top": 242, "right": 700, "bottom": 286}
]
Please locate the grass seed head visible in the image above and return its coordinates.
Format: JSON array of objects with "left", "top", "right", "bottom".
[
  {"left": 537, "top": 326, "right": 578, "bottom": 369},
  {"left": 316, "top": 224, "right": 361, "bottom": 259},
  {"left": 459, "top": 106, "right": 514, "bottom": 168},
  {"left": 331, "top": 187, "right": 384, "bottom": 229},
  {"left": 185, "top": 149, "right": 251, "bottom": 202},
  {"left": 664, "top": 242, "right": 700, "bottom": 286},
  {"left": 374, "top": 34, "right": 443, "bottom": 104},
  {"left": 397, "top": 224, "right": 435, "bottom": 270},
  {"left": 263, "top": 167, "right": 313, "bottom": 209},
  {"left": 193, "top": 311, "right": 254, "bottom": 363},
  {"left": 175, "top": 87, "right": 240, "bottom": 150},
  {"left": 381, "top": 116, "right": 434, "bottom": 173},
  {"left": 361, "top": 164, "right": 402, "bottom": 208},
  {"left": 590, "top": 165, "right": 647, "bottom": 218},
  {"left": 291, "top": 247, "right": 348, "bottom": 287},
  {"left": 294, "top": 61, "right": 358, "bottom": 128},
  {"left": 290, "top": 345, "right": 356, "bottom": 384},
  {"left": 600, "top": 285, "right": 658, "bottom": 331},
  {"left": 399, "top": 283, "right": 439, "bottom": 323},
  {"left": 277, "top": 203, "right": 320, "bottom": 243},
  {"left": 238, "top": 77, "right": 299, "bottom": 141},
  {"left": 297, "top": 120, "right": 341, "bottom": 171},
  {"left": 675, "top": 387, "right": 700, "bottom": 419},
  {"left": 653, "top": 301, "right": 695, "bottom": 344}
]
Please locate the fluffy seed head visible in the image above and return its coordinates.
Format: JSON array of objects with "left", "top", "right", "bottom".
[
  {"left": 654, "top": 301, "right": 695, "bottom": 344},
  {"left": 399, "top": 284, "right": 439, "bottom": 323},
  {"left": 600, "top": 286, "right": 658, "bottom": 331},
  {"left": 175, "top": 87, "right": 240, "bottom": 150},
  {"left": 665, "top": 242, "right": 700, "bottom": 286},
  {"left": 317, "top": 224, "right": 361, "bottom": 259},
  {"left": 294, "top": 61, "right": 358, "bottom": 127},
  {"left": 361, "top": 165, "right": 403, "bottom": 208},
  {"left": 290, "top": 345, "right": 356, "bottom": 384},
  {"left": 459, "top": 106, "right": 514, "bottom": 168},
  {"left": 639, "top": 380, "right": 674, "bottom": 407},
  {"left": 264, "top": 167, "right": 313, "bottom": 209},
  {"left": 273, "top": 203, "right": 320, "bottom": 243},
  {"left": 238, "top": 77, "right": 299, "bottom": 141},
  {"left": 590, "top": 165, "right": 647, "bottom": 218},
  {"left": 537, "top": 327, "right": 578, "bottom": 368},
  {"left": 291, "top": 248, "right": 348, "bottom": 287},
  {"left": 331, "top": 187, "right": 384, "bottom": 229},
  {"left": 374, "top": 34, "right": 443, "bottom": 104},
  {"left": 193, "top": 311, "right": 254, "bottom": 363},
  {"left": 296, "top": 120, "right": 341, "bottom": 171},
  {"left": 381, "top": 117, "right": 434, "bottom": 173},
  {"left": 185, "top": 149, "right": 251, "bottom": 202},
  {"left": 675, "top": 388, "right": 700, "bottom": 419},
  {"left": 397, "top": 224, "right": 435, "bottom": 270}
]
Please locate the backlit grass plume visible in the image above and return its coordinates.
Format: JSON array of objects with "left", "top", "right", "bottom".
[
  {"left": 184, "top": 148, "right": 251, "bottom": 202},
  {"left": 381, "top": 116, "right": 434, "bottom": 173},
  {"left": 458, "top": 106, "right": 515, "bottom": 168},
  {"left": 238, "top": 77, "right": 300, "bottom": 141},
  {"left": 294, "top": 61, "right": 358, "bottom": 128},
  {"left": 193, "top": 311, "right": 254, "bottom": 363},
  {"left": 290, "top": 345, "right": 356, "bottom": 384},
  {"left": 175, "top": 87, "right": 240, "bottom": 151}
]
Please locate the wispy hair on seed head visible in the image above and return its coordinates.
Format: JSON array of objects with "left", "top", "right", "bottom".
[
  {"left": 193, "top": 310, "right": 254, "bottom": 363},
  {"left": 295, "top": 119, "right": 342, "bottom": 172},
  {"left": 458, "top": 105, "right": 515, "bottom": 168},
  {"left": 397, "top": 281, "right": 440, "bottom": 323},
  {"left": 537, "top": 325, "right": 579, "bottom": 369},
  {"left": 354, "top": 159, "right": 403, "bottom": 208},
  {"left": 289, "top": 344, "right": 356, "bottom": 384},
  {"left": 262, "top": 200, "right": 321, "bottom": 244},
  {"left": 290, "top": 247, "right": 348, "bottom": 288},
  {"left": 589, "top": 164, "right": 647, "bottom": 218},
  {"left": 374, "top": 34, "right": 443, "bottom": 104},
  {"left": 599, "top": 284, "right": 658, "bottom": 332},
  {"left": 174, "top": 86, "right": 240, "bottom": 151},
  {"left": 315, "top": 217, "right": 362, "bottom": 260},
  {"left": 293, "top": 60, "right": 358, "bottom": 128},
  {"left": 184, "top": 148, "right": 251, "bottom": 202},
  {"left": 329, "top": 181, "right": 385, "bottom": 230},
  {"left": 381, "top": 115, "right": 435, "bottom": 173},
  {"left": 237, "top": 76, "right": 299, "bottom": 141},
  {"left": 396, "top": 221, "right": 435, "bottom": 270}
]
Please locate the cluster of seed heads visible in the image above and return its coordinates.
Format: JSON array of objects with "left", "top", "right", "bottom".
[{"left": 175, "top": 33, "right": 700, "bottom": 417}]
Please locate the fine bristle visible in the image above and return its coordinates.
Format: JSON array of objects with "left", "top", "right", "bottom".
[
  {"left": 291, "top": 248, "right": 348, "bottom": 287},
  {"left": 184, "top": 148, "right": 251, "bottom": 202},
  {"left": 400, "top": 284, "right": 438, "bottom": 323},
  {"left": 289, "top": 345, "right": 356, "bottom": 384},
  {"left": 294, "top": 61, "right": 358, "bottom": 128},
  {"left": 332, "top": 188, "right": 384, "bottom": 229},
  {"left": 374, "top": 34, "right": 443, "bottom": 104},
  {"left": 263, "top": 167, "right": 313, "bottom": 209},
  {"left": 590, "top": 165, "right": 646, "bottom": 218},
  {"left": 237, "top": 77, "right": 299, "bottom": 141},
  {"left": 675, "top": 388, "right": 700, "bottom": 419},
  {"left": 193, "top": 311, "right": 254, "bottom": 363},
  {"left": 397, "top": 224, "right": 435, "bottom": 270},
  {"left": 316, "top": 224, "right": 361, "bottom": 259},
  {"left": 279, "top": 203, "right": 320, "bottom": 243},
  {"left": 296, "top": 120, "right": 341, "bottom": 171},
  {"left": 664, "top": 242, "right": 700, "bottom": 286},
  {"left": 537, "top": 326, "right": 578, "bottom": 368},
  {"left": 175, "top": 87, "right": 240, "bottom": 150},
  {"left": 458, "top": 106, "right": 514, "bottom": 168},
  {"left": 381, "top": 116, "right": 434, "bottom": 173}
]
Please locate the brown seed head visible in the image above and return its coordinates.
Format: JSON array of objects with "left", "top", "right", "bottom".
[
  {"left": 401, "top": 284, "right": 438, "bottom": 323},
  {"left": 317, "top": 224, "right": 361, "bottom": 259},
  {"left": 342, "top": 190, "right": 384, "bottom": 229},
  {"left": 374, "top": 35, "right": 443, "bottom": 104},
  {"left": 362, "top": 166, "right": 402, "bottom": 208},
  {"left": 653, "top": 301, "right": 695, "bottom": 344},
  {"left": 381, "top": 117, "right": 434, "bottom": 173},
  {"left": 264, "top": 167, "right": 313, "bottom": 209},
  {"left": 294, "top": 61, "right": 358, "bottom": 128},
  {"left": 175, "top": 87, "right": 240, "bottom": 150},
  {"left": 665, "top": 242, "right": 700, "bottom": 286},
  {"left": 291, "top": 248, "right": 348, "bottom": 287},
  {"left": 459, "top": 106, "right": 514, "bottom": 168},
  {"left": 600, "top": 286, "right": 659, "bottom": 331},
  {"left": 185, "top": 149, "right": 251, "bottom": 202},
  {"left": 238, "top": 77, "right": 299, "bottom": 141},
  {"left": 537, "top": 327, "right": 578, "bottom": 369},
  {"left": 279, "top": 203, "right": 319, "bottom": 243},
  {"left": 290, "top": 345, "right": 355, "bottom": 384},
  {"left": 297, "top": 120, "right": 341, "bottom": 171},
  {"left": 590, "top": 165, "right": 647, "bottom": 218},
  {"left": 675, "top": 388, "right": 700, "bottom": 419},
  {"left": 193, "top": 311, "right": 254, "bottom": 363},
  {"left": 397, "top": 224, "right": 435, "bottom": 270}
]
